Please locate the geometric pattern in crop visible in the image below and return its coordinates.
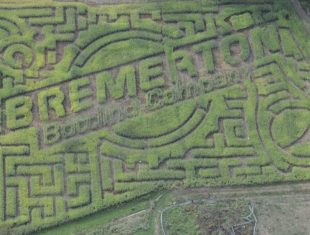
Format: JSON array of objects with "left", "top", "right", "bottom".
[{"left": 0, "top": 0, "right": 310, "bottom": 234}]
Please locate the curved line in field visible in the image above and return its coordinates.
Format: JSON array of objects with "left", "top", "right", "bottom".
[
  {"left": 104, "top": 107, "right": 208, "bottom": 149},
  {"left": 71, "top": 30, "right": 163, "bottom": 68},
  {"left": 115, "top": 107, "right": 197, "bottom": 140}
]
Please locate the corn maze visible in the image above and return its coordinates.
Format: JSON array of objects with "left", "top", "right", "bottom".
[{"left": 0, "top": 0, "right": 310, "bottom": 234}]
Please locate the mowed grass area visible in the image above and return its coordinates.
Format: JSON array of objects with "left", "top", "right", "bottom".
[
  {"left": 35, "top": 192, "right": 160, "bottom": 235},
  {"left": 48, "top": 183, "right": 310, "bottom": 235},
  {"left": 163, "top": 200, "right": 252, "bottom": 235},
  {"left": 0, "top": 0, "right": 309, "bottom": 234},
  {"left": 158, "top": 184, "right": 310, "bottom": 235}
]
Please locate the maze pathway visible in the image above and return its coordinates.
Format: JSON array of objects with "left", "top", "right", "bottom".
[{"left": 0, "top": 0, "right": 309, "bottom": 234}]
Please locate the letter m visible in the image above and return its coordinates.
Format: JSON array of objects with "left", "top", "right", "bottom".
[{"left": 96, "top": 65, "right": 136, "bottom": 104}]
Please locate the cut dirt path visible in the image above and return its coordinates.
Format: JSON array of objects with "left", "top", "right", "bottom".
[
  {"left": 173, "top": 182, "right": 310, "bottom": 200},
  {"left": 291, "top": 0, "right": 310, "bottom": 33}
]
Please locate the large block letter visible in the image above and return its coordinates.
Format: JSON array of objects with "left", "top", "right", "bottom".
[
  {"left": 96, "top": 65, "right": 136, "bottom": 104},
  {"left": 193, "top": 40, "right": 217, "bottom": 74},
  {"left": 38, "top": 87, "right": 66, "bottom": 121},
  {"left": 172, "top": 51, "right": 198, "bottom": 79},
  {"left": 69, "top": 78, "right": 93, "bottom": 112},
  {"left": 221, "top": 33, "right": 250, "bottom": 65},
  {"left": 140, "top": 56, "right": 165, "bottom": 91},
  {"left": 6, "top": 96, "right": 33, "bottom": 129}
]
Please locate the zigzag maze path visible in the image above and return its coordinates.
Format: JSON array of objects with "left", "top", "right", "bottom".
[{"left": 0, "top": 0, "right": 309, "bottom": 233}]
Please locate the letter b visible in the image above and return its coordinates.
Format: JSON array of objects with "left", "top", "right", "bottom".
[{"left": 6, "top": 96, "right": 33, "bottom": 129}]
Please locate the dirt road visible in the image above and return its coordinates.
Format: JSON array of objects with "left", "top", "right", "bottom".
[{"left": 291, "top": 0, "right": 310, "bottom": 32}]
